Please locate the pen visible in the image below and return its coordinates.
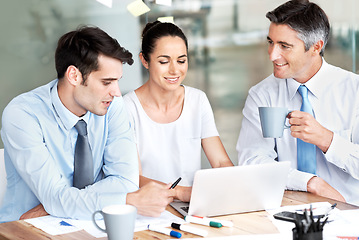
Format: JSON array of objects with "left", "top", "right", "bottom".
[
  {"left": 185, "top": 215, "right": 222, "bottom": 228},
  {"left": 192, "top": 215, "right": 234, "bottom": 227},
  {"left": 148, "top": 224, "right": 182, "bottom": 238},
  {"left": 170, "top": 177, "right": 182, "bottom": 189},
  {"left": 320, "top": 217, "right": 328, "bottom": 231},
  {"left": 303, "top": 209, "right": 310, "bottom": 233},
  {"left": 171, "top": 223, "right": 208, "bottom": 237},
  {"left": 323, "top": 203, "right": 337, "bottom": 217}
]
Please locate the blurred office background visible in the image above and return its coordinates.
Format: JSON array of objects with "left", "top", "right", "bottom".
[{"left": 0, "top": 0, "right": 358, "bottom": 167}]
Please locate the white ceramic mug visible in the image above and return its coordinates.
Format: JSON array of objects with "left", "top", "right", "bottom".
[
  {"left": 258, "top": 107, "right": 291, "bottom": 138},
  {"left": 92, "top": 204, "right": 137, "bottom": 240}
]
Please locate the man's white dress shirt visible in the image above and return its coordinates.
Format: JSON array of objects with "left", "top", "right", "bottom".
[{"left": 237, "top": 59, "right": 359, "bottom": 205}]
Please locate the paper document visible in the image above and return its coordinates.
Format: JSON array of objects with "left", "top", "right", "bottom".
[
  {"left": 25, "top": 216, "right": 82, "bottom": 235},
  {"left": 180, "top": 233, "right": 292, "bottom": 240},
  {"left": 267, "top": 202, "right": 337, "bottom": 233},
  {"left": 267, "top": 202, "right": 359, "bottom": 239},
  {"left": 25, "top": 210, "right": 184, "bottom": 238},
  {"left": 323, "top": 209, "right": 359, "bottom": 238}
]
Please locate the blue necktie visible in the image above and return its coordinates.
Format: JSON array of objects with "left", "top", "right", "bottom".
[
  {"left": 297, "top": 85, "right": 316, "bottom": 174},
  {"left": 73, "top": 120, "right": 94, "bottom": 189}
]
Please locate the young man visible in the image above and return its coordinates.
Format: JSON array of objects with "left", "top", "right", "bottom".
[
  {"left": 237, "top": 0, "right": 359, "bottom": 205},
  {"left": 0, "top": 26, "right": 175, "bottom": 223}
]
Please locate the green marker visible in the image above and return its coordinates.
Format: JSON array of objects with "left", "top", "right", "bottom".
[{"left": 184, "top": 215, "right": 223, "bottom": 228}]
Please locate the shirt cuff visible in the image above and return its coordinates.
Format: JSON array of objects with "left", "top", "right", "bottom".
[
  {"left": 286, "top": 168, "right": 315, "bottom": 191},
  {"left": 325, "top": 133, "right": 350, "bottom": 170}
]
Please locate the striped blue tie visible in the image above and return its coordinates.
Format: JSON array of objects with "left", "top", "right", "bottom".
[{"left": 297, "top": 85, "right": 316, "bottom": 174}]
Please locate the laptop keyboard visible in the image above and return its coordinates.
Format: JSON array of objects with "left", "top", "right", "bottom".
[{"left": 181, "top": 206, "right": 189, "bottom": 213}]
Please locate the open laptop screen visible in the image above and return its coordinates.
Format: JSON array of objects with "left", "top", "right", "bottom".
[{"left": 171, "top": 161, "right": 290, "bottom": 217}]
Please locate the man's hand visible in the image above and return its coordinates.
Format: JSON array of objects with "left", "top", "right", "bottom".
[
  {"left": 307, "top": 176, "right": 346, "bottom": 202},
  {"left": 288, "top": 111, "right": 333, "bottom": 153},
  {"left": 126, "top": 182, "right": 176, "bottom": 217},
  {"left": 19, "top": 204, "right": 49, "bottom": 220}
]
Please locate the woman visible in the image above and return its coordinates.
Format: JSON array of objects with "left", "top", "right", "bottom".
[{"left": 123, "top": 21, "right": 233, "bottom": 202}]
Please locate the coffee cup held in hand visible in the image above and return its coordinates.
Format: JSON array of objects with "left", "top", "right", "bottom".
[{"left": 258, "top": 107, "right": 291, "bottom": 138}]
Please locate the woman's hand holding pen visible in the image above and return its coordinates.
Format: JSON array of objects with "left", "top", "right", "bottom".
[
  {"left": 174, "top": 186, "right": 192, "bottom": 202},
  {"left": 169, "top": 177, "right": 192, "bottom": 203}
]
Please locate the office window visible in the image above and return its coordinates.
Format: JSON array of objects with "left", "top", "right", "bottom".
[{"left": 1, "top": 0, "right": 358, "bottom": 167}]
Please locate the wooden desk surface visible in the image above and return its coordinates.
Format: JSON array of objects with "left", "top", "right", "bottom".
[{"left": 0, "top": 191, "right": 357, "bottom": 240}]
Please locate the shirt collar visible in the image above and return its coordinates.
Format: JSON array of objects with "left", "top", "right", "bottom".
[
  {"left": 51, "top": 80, "right": 90, "bottom": 130},
  {"left": 287, "top": 58, "right": 329, "bottom": 99}
]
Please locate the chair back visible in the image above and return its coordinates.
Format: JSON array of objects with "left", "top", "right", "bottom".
[{"left": 0, "top": 148, "right": 6, "bottom": 206}]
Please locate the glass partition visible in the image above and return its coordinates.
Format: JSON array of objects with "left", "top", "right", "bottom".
[{"left": 1, "top": 0, "right": 358, "bottom": 168}]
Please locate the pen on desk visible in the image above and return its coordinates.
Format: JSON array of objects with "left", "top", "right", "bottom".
[
  {"left": 323, "top": 203, "right": 337, "bottom": 217},
  {"left": 185, "top": 215, "right": 222, "bottom": 228},
  {"left": 170, "top": 177, "right": 182, "bottom": 189},
  {"left": 148, "top": 224, "right": 182, "bottom": 238},
  {"left": 192, "top": 215, "right": 234, "bottom": 227},
  {"left": 171, "top": 223, "right": 208, "bottom": 237}
]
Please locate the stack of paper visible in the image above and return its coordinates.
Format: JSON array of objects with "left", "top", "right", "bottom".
[
  {"left": 267, "top": 202, "right": 359, "bottom": 239},
  {"left": 25, "top": 210, "right": 185, "bottom": 238}
]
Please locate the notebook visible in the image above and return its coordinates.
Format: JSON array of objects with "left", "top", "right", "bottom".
[{"left": 170, "top": 161, "right": 290, "bottom": 217}]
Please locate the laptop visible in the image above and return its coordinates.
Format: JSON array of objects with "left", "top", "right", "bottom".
[{"left": 170, "top": 161, "right": 290, "bottom": 217}]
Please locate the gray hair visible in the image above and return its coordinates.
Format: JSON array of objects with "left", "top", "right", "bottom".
[{"left": 266, "top": 0, "right": 330, "bottom": 56}]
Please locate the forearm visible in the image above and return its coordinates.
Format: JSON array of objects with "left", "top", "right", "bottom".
[
  {"left": 237, "top": 131, "right": 278, "bottom": 166},
  {"left": 307, "top": 176, "right": 346, "bottom": 202},
  {"left": 20, "top": 204, "right": 48, "bottom": 220},
  {"left": 46, "top": 176, "right": 137, "bottom": 219},
  {"left": 202, "top": 136, "right": 233, "bottom": 168},
  {"left": 139, "top": 175, "right": 165, "bottom": 188}
]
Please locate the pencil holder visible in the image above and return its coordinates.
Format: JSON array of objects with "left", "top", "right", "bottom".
[{"left": 292, "top": 227, "right": 323, "bottom": 240}]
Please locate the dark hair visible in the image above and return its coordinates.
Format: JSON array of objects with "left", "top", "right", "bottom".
[
  {"left": 141, "top": 21, "right": 188, "bottom": 62},
  {"left": 266, "top": 0, "right": 330, "bottom": 56},
  {"left": 55, "top": 26, "right": 133, "bottom": 81}
]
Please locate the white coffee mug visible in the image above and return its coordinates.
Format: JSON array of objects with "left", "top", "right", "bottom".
[
  {"left": 258, "top": 107, "right": 291, "bottom": 138},
  {"left": 92, "top": 204, "right": 137, "bottom": 240}
]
